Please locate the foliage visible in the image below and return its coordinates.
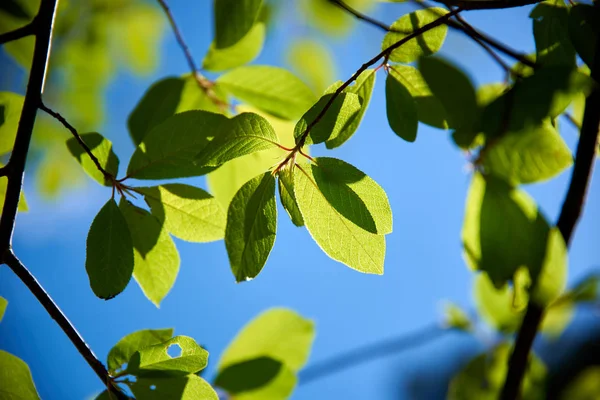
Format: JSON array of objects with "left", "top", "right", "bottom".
[{"left": 0, "top": 0, "right": 598, "bottom": 399}]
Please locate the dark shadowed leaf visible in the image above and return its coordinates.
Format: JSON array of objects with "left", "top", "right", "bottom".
[
  {"left": 215, "top": 357, "right": 283, "bottom": 394},
  {"left": 568, "top": 4, "right": 600, "bottom": 69},
  {"left": 225, "top": 172, "right": 277, "bottom": 282},
  {"left": 287, "top": 39, "right": 336, "bottom": 95},
  {"left": 131, "top": 375, "right": 218, "bottom": 400},
  {"left": 385, "top": 73, "right": 418, "bottom": 142},
  {"left": 86, "top": 199, "right": 134, "bottom": 299},
  {"left": 214, "top": 0, "right": 263, "bottom": 48},
  {"left": 530, "top": 2, "right": 576, "bottom": 67},
  {"left": 66, "top": 132, "right": 119, "bottom": 186},
  {"left": 107, "top": 328, "right": 174, "bottom": 375}
]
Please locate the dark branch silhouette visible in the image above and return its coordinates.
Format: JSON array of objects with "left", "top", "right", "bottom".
[{"left": 0, "top": 21, "right": 34, "bottom": 45}]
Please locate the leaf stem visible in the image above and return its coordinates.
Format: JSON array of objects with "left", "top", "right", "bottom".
[
  {"left": 0, "top": 21, "right": 35, "bottom": 45},
  {"left": 501, "top": 7, "right": 600, "bottom": 397}
]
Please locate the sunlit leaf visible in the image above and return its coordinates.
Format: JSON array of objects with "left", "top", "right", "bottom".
[
  {"left": 530, "top": 2, "right": 576, "bottom": 67},
  {"left": 482, "top": 120, "right": 572, "bottom": 185},
  {"left": 214, "top": 0, "right": 263, "bottom": 48},
  {"left": 107, "top": 328, "right": 174, "bottom": 375},
  {"left": 130, "top": 375, "right": 218, "bottom": 400},
  {"left": 119, "top": 200, "right": 180, "bottom": 307},
  {"left": 86, "top": 199, "right": 134, "bottom": 300},
  {"left": 473, "top": 273, "right": 522, "bottom": 333},
  {"left": 294, "top": 93, "right": 361, "bottom": 145},
  {"left": 0, "top": 350, "right": 40, "bottom": 400},
  {"left": 568, "top": 4, "right": 599, "bottom": 69},
  {"left": 128, "top": 336, "right": 208, "bottom": 376},
  {"left": 0, "top": 92, "right": 24, "bottom": 155},
  {"left": 294, "top": 160, "right": 386, "bottom": 274},
  {"left": 385, "top": 73, "right": 418, "bottom": 142},
  {"left": 225, "top": 172, "right": 277, "bottom": 282},
  {"left": 389, "top": 65, "right": 449, "bottom": 129},
  {"left": 196, "top": 112, "right": 279, "bottom": 167},
  {"left": 0, "top": 296, "right": 7, "bottom": 323},
  {"left": 217, "top": 66, "right": 316, "bottom": 120},
  {"left": 443, "top": 302, "right": 472, "bottom": 331},
  {"left": 382, "top": 8, "right": 448, "bottom": 63},
  {"left": 139, "top": 184, "right": 226, "bottom": 243},
  {"left": 287, "top": 39, "right": 336, "bottom": 94},
  {"left": 66, "top": 132, "right": 119, "bottom": 186},
  {"left": 127, "top": 110, "right": 227, "bottom": 180},
  {"left": 278, "top": 167, "right": 304, "bottom": 227},
  {"left": 419, "top": 56, "right": 477, "bottom": 131},
  {"left": 203, "top": 23, "right": 266, "bottom": 72}
]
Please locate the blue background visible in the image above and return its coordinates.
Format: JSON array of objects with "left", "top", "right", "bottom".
[{"left": 1, "top": 1, "right": 599, "bottom": 399}]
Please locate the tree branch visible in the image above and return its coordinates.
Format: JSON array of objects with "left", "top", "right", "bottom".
[
  {"left": 501, "top": 13, "right": 600, "bottom": 399},
  {"left": 329, "top": 0, "right": 409, "bottom": 33},
  {"left": 434, "top": 0, "right": 542, "bottom": 10},
  {"left": 298, "top": 324, "right": 446, "bottom": 386},
  {"left": 39, "top": 103, "right": 114, "bottom": 182},
  {"left": 0, "top": 22, "right": 35, "bottom": 45}
]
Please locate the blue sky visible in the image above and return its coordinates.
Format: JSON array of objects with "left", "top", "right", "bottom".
[{"left": 1, "top": 1, "right": 599, "bottom": 399}]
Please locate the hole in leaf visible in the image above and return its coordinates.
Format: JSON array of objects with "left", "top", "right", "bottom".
[
  {"left": 150, "top": 384, "right": 156, "bottom": 391},
  {"left": 167, "top": 343, "right": 182, "bottom": 358}
]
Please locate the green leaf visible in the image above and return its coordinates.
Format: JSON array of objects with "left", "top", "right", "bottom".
[
  {"left": 217, "top": 66, "right": 317, "bottom": 120},
  {"left": 0, "top": 296, "right": 7, "bottom": 323},
  {"left": 530, "top": 2, "right": 576, "bottom": 67},
  {"left": 0, "top": 92, "right": 24, "bottom": 155},
  {"left": 419, "top": 56, "right": 477, "bottom": 131},
  {"left": 215, "top": 356, "right": 283, "bottom": 395},
  {"left": 385, "top": 73, "right": 418, "bottom": 142},
  {"left": 300, "top": 0, "right": 369, "bottom": 35},
  {"left": 127, "top": 77, "right": 186, "bottom": 146},
  {"left": 561, "top": 367, "right": 600, "bottom": 400},
  {"left": 219, "top": 308, "right": 315, "bottom": 372},
  {"left": 473, "top": 273, "right": 522, "bottom": 333},
  {"left": 119, "top": 200, "right": 180, "bottom": 307},
  {"left": 287, "top": 39, "right": 336, "bottom": 95},
  {"left": 0, "top": 350, "right": 40, "bottom": 400},
  {"left": 131, "top": 375, "right": 218, "bottom": 400},
  {"left": 325, "top": 69, "right": 375, "bottom": 149},
  {"left": 294, "top": 161, "right": 386, "bottom": 274},
  {"left": 482, "top": 67, "right": 593, "bottom": 139},
  {"left": 86, "top": 199, "right": 134, "bottom": 300},
  {"left": 0, "top": 163, "right": 28, "bottom": 212},
  {"left": 177, "top": 75, "right": 229, "bottom": 115},
  {"left": 107, "top": 328, "right": 174, "bottom": 375},
  {"left": 482, "top": 120, "right": 572, "bottom": 185},
  {"left": 569, "top": 4, "right": 600, "bottom": 69},
  {"left": 127, "top": 110, "right": 227, "bottom": 180},
  {"left": 225, "top": 172, "right": 277, "bottom": 282},
  {"left": 214, "top": 0, "right": 263, "bottom": 48},
  {"left": 294, "top": 93, "right": 361, "bottom": 145},
  {"left": 66, "top": 132, "right": 119, "bottom": 186},
  {"left": 462, "top": 173, "right": 568, "bottom": 304},
  {"left": 443, "top": 302, "right": 472, "bottom": 331},
  {"left": 389, "top": 65, "right": 449, "bottom": 129},
  {"left": 195, "top": 112, "right": 279, "bottom": 167},
  {"left": 128, "top": 336, "right": 208, "bottom": 376},
  {"left": 570, "top": 274, "right": 600, "bottom": 303},
  {"left": 382, "top": 8, "right": 449, "bottom": 63},
  {"left": 278, "top": 167, "right": 304, "bottom": 227},
  {"left": 203, "top": 23, "right": 266, "bottom": 72},
  {"left": 448, "top": 343, "right": 546, "bottom": 400},
  {"left": 138, "top": 184, "right": 226, "bottom": 243}
]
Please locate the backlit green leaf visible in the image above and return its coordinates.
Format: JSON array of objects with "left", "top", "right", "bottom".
[
  {"left": 0, "top": 296, "right": 6, "bottom": 322},
  {"left": 0, "top": 350, "right": 40, "bottom": 400},
  {"left": 119, "top": 200, "right": 180, "bottom": 307},
  {"left": 138, "top": 184, "right": 226, "bottom": 243},
  {"left": 278, "top": 167, "right": 304, "bottom": 227},
  {"left": 203, "top": 23, "right": 266, "bottom": 72},
  {"left": 195, "top": 112, "right": 279, "bottom": 167},
  {"left": 86, "top": 199, "right": 134, "bottom": 300},
  {"left": 443, "top": 302, "right": 472, "bottom": 331},
  {"left": 225, "top": 172, "right": 277, "bottom": 282},
  {"left": 385, "top": 73, "right": 418, "bottom": 142},
  {"left": 419, "top": 56, "right": 477, "bottom": 131},
  {"left": 462, "top": 173, "right": 568, "bottom": 302},
  {"left": 217, "top": 66, "right": 317, "bottom": 120},
  {"left": 127, "top": 110, "right": 227, "bottom": 180},
  {"left": 66, "top": 132, "right": 119, "bottom": 186},
  {"left": 131, "top": 375, "right": 218, "bottom": 400},
  {"left": 215, "top": 356, "right": 282, "bottom": 395},
  {"left": 325, "top": 69, "right": 375, "bottom": 149},
  {"left": 300, "top": 0, "right": 373, "bottom": 35},
  {"left": 294, "top": 93, "right": 361, "bottom": 145},
  {"left": 530, "top": 2, "right": 576, "bottom": 67},
  {"left": 287, "top": 39, "right": 336, "bottom": 94},
  {"left": 382, "top": 8, "right": 448, "bottom": 63},
  {"left": 214, "top": 0, "right": 263, "bottom": 48},
  {"left": 0, "top": 163, "right": 28, "bottom": 212},
  {"left": 389, "top": 65, "right": 449, "bottom": 129},
  {"left": 473, "top": 273, "right": 522, "bottom": 333},
  {"left": 482, "top": 120, "right": 572, "bottom": 185},
  {"left": 129, "top": 336, "right": 208, "bottom": 376},
  {"left": 0, "top": 92, "right": 24, "bottom": 155},
  {"left": 107, "top": 328, "right": 174, "bottom": 375},
  {"left": 294, "top": 161, "right": 386, "bottom": 274},
  {"left": 568, "top": 4, "right": 600, "bottom": 69},
  {"left": 560, "top": 367, "right": 600, "bottom": 400}
]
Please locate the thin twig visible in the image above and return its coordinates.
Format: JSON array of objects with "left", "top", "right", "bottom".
[
  {"left": 299, "top": 324, "right": 447, "bottom": 386},
  {"left": 0, "top": 21, "right": 35, "bottom": 45},
  {"left": 563, "top": 112, "right": 581, "bottom": 130},
  {"left": 501, "top": 10, "right": 600, "bottom": 398},
  {"left": 329, "top": 0, "right": 411, "bottom": 33},
  {"left": 39, "top": 103, "right": 114, "bottom": 182},
  {"left": 435, "top": 0, "right": 542, "bottom": 10}
]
